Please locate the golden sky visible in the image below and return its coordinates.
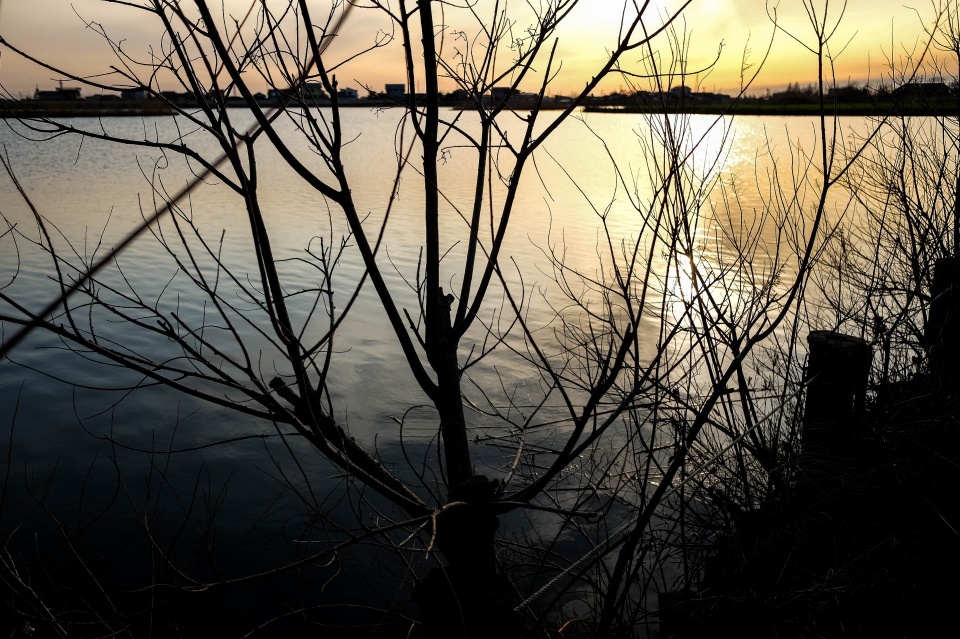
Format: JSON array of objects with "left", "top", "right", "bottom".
[{"left": 0, "top": 1, "right": 952, "bottom": 98}]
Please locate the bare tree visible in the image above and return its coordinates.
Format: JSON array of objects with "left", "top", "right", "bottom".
[{"left": 0, "top": 0, "right": 871, "bottom": 636}]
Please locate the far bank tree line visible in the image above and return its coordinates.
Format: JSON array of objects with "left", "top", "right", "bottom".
[{"left": 11, "top": 77, "right": 958, "bottom": 116}]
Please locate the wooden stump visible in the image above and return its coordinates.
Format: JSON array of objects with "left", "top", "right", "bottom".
[
  {"left": 413, "top": 477, "right": 520, "bottom": 638},
  {"left": 803, "top": 331, "right": 871, "bottom": 457},
  {"left": 926, "top": 256, "right": 960, "bottom": 387}
]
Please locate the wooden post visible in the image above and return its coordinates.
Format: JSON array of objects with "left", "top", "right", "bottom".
[
  {"left": 926, "top": 256, "right": 960, "bottom": 386},
  {"left": 803, "top": 331, "right": 872, "bottom": 456}
]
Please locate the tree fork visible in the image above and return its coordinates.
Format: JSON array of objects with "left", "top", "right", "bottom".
[{"left": 413, "top": 290, "right": 519, "bottom": 638}]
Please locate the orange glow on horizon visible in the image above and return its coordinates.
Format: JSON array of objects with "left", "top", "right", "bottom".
[{"left": 0, "top": 1, "right": 951, "bottom": 98}]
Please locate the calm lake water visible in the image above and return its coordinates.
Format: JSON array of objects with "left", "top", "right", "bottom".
[{"left": 0, "top": 108, "right": 878, "bottom": 633}]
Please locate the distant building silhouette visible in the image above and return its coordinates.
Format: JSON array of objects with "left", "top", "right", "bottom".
[
  {"left": 120, "top": 88, "right": 151, "bottom": 101},
  {"left": 302, "top": 83, "right": 328, "bottom": 101},
  {"left": 34, "top": 86, "right": 80, "bottom": 101},
  {"left": 894, "top": 82, "right": 953, "bottom": 100}
]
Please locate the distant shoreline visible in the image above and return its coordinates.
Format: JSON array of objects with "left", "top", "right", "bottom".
[
  {"left": 0, "top": 97, "right": 414, "bottom": 118},
  {"left": 2, "top": 97, "right": 956, "bottom": 119},
  {"left": 583, "top": 101, "right": 959, "bottom": 117},
  {"left": 1, "top": 99, "right": 174, "bottom": 118}
]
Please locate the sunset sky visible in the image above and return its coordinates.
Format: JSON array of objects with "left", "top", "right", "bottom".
[{"left": 0, "top": 1, "right": 952, "bottom": 98}]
